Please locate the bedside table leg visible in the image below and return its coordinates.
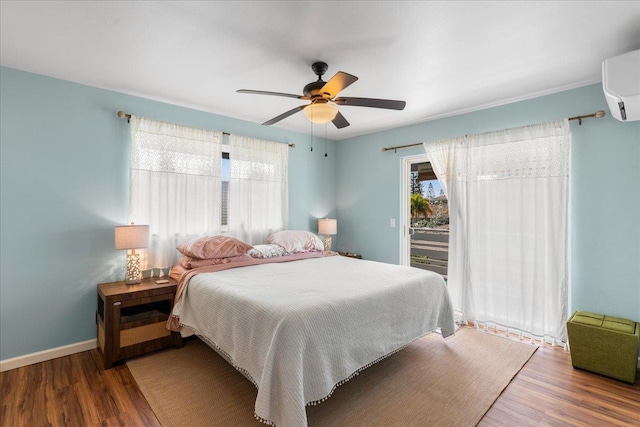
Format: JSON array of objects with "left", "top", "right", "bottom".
[
  {"left": 103, "top": 355, "right": 113, "bottom": 370},
  {"left": 174, "top": 333, "right": 183, "bottom": 349}
]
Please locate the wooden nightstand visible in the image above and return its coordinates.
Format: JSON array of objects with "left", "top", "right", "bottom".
[
  {"left": 338, "top": 251, "right": 362, "bottom": 259},
  {"left": 97, "top": 277, "right": 182, "bottom": 369}
]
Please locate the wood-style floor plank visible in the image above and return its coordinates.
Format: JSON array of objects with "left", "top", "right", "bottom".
[{"left": 1, "top": 331, "right": 638, "bottom": 426}]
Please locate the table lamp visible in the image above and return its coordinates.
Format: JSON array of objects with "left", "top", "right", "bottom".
[
  {"left": 115, "top": 223, "right": 149, "bottom": 284},
  {"left": 318, "top": 218, "right": 337, "bottom": 252}
]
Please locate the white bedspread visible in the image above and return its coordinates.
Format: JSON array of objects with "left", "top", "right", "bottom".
[{"left": 172, "top": 256, "right": 455, "bottom": 426}]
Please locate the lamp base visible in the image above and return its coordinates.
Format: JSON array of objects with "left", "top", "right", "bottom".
[
  {"left": 125, "top": 253, "right": 142, "bottom": 285},
  {"left": 323, "top": 235, "right": 332, "bottom": 252}
]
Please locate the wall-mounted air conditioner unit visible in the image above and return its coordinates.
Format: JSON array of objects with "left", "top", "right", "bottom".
[{"left": 602, "top": 49, "right": 640, "bottom": 122}]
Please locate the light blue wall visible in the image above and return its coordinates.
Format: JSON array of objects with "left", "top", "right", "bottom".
[
  {"left": 2, "top": 67, "right": 637, "bottom": 361},
  {"left": 0, "top": 67, "right": 335, "bottom": 360},
  {"left": 335, "top": 84, "right": 640, "bottom": 322}
]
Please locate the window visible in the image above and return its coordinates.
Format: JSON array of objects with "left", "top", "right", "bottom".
[
  {"left": 128, "top": 118, "right": 287, "bottom": 270},
  {"left": 409, "top": 162, "right": 449, "bottom": 279}
]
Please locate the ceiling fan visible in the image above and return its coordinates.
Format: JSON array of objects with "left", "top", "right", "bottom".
[{"left": 237, "top": 62, "right": 406, "bottom": 129}]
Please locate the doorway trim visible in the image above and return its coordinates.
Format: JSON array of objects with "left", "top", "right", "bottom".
[{"left": 400, "top": 152, "right": 430, "bottom": 266}]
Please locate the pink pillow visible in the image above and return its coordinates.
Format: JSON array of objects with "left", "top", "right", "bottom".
[
  {"left": 179, "top": 253, "right": 252, "bottom": 269},
  {"left": 266, "top": 230, "right": 323, "bottom": 254},
  {"left": 177, "top": 235, "right": 253, "bottom": 259}
]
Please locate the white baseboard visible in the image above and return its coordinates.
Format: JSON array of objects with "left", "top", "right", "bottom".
[{"left": 0, "top": 339, "right": 97, "bottom": 372}]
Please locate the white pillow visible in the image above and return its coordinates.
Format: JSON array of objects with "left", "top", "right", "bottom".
[
  {"left": 247, "top": 244, "right": 288, "bottom": 259},
  {"left": 266, "top": 230, "right": 324, "bottom": 253}
]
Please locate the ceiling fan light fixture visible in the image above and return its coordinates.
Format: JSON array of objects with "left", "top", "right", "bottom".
[{"left": 303, "top": 102, "right": 338, "bottom": 124}]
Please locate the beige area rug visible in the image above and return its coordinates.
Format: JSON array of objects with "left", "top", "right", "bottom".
[{"left": 127, "top": 327, "right": 537, "bottom": 426}]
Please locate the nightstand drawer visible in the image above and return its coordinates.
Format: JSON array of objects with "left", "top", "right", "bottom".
[{"left": 121, "top": 322, "right": 171, "bottom": 347}]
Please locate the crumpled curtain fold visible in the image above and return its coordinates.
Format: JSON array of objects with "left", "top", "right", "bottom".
[
  {"left": 424, "top": 119, "right": 570, "bottom": 342},
  {"left": 128, "top": 116, "right": 222, "bottom": 270},
  {"left": 228, "top": 135, "right": 288, "bottom": 244}
]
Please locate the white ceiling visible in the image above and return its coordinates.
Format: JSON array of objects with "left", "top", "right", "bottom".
[{"left": 2, "top": 1, "right": 639, "bottom": 140}]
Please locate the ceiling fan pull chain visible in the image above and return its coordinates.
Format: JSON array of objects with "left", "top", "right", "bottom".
[{"left": 325, "top": 123, "right": 328, "bottom": 157}]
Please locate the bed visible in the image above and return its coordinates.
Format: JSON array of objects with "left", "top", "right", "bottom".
[{"left": 170, "top": 253, "right": 455, "bottom": 426}]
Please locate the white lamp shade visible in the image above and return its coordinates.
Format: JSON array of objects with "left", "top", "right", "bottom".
[
  {"left": 115, "top": 224, "right": 149, "bottom": 250},
  {"left": 303, "top": 103, "right": 338, "bottom": 124},
  {"left": 318, "top": 218, "right": 337, "bottom": 235}
]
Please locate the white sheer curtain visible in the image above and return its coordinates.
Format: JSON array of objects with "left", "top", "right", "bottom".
[
  {"left": 424, "top": 119, "right": 570, "bottom": 343},
  {"left": 228, "top": 135, "right": 288, "bottom": 244},
  {"left": 128, "top": 116, "right": 222, "bottom": 270}
]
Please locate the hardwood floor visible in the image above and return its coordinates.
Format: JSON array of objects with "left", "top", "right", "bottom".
[
  {"left": 1, "top": 332, "right": 638, "bottom": 427},
  {"left": 0, "top": 349, "right": 160, "bottom": 427},
  {"left": 480, "top": 339, "right": 640, "bottom": 427}
]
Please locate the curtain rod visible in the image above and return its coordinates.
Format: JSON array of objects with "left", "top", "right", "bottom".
[
  {"left": 381, "top": 110, "right": 606, "bottom": 153},
  {"left": 117, "top": 111, "right": 295, "bottom": 148}
]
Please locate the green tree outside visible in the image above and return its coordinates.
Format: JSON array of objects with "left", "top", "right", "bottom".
[
  {"left": 410, "top": 193, "right": 433, "bottom": 223},
  {"left": 426, "top": 182, "right": 436, "bottom": 200}
]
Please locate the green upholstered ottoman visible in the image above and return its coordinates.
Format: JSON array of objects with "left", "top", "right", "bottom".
[{"left": 567, "top": 311, "right": 639, "bottom": 384}]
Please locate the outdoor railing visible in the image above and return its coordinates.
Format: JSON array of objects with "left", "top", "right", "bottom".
[{"left": 410, "top": 228, "right": 449, "bottom": 278}]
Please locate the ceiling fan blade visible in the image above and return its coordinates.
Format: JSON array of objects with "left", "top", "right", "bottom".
[
  {"left": 237, "top": 89, "right": 308, "bottom": 100},
  {"left": 320, "top": 72, "right": 358, "bottom": 98},
  {"left": 262, "top": 105, "right": 306, "bottom": 126},
  {"left": 334, "top": 97, "right": 406, "bottom": 110},
  {"left": 332, "top": 111, "right": 350, "bottom": 129}
]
